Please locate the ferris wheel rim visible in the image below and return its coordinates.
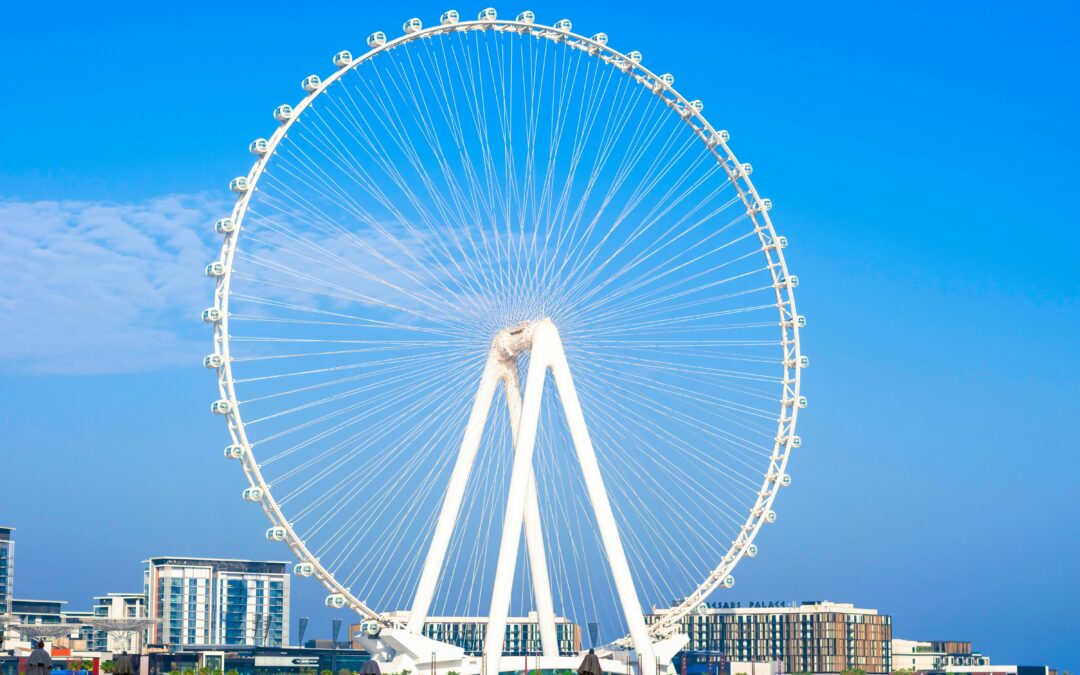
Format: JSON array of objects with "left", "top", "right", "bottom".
[{"left": 207, "top": 13, "right": 804, "bottom": 638}]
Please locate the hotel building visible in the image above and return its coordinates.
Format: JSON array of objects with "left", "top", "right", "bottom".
[
  {"left": 145, "top": 556, "right": 289, "bottom": 648},
  {"left": 649, "top": 600, "right": 893, "bottom": 675}
]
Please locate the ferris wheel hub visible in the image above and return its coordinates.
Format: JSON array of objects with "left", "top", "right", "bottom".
[{"left": 493, "top": 319, "right": 543, "bottom": 361}]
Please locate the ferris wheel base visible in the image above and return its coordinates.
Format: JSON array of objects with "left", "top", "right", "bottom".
[{"left": 357, "top": 627, "right": 689, "bottom": 675}]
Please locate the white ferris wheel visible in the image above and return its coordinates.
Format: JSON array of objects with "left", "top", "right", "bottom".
[{"left": 203, "top": 9, "right": 805, "bottom": 675}]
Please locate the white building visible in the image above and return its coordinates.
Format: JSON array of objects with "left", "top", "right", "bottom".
[
  {"left": 90, "top": 592, "right": 149, "bottom": 652},
  {"left": 892, "top": 639, "right": 995, "bottom": 672},
  {"left": 144, "top": 556, "right": 289, "bottom": 647}
]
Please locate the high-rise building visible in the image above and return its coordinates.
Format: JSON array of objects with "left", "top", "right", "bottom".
[
  {"left": 649, "top": 600, "right": 893, "bottom": 675},
  {"left": 349, "top": 612, "right": 582, "bottom": 656},
  {"left": 0, "top": 526, "right": 13, "bottom": 615},
  {"left": 144, "top": 557, "right": 290, "bottom": 648}
]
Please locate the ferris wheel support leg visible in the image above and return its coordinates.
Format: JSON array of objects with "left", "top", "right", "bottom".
[
  {"left": 545, "top": 322, "right": 657, "bottom": 675},
  {"left": 502, "top": 368, "right": 560, "bottom": 659},
  {"left": 408, "top": 352, "right": 503, "bottom": 634},
  {"left": 484, "top": 327, "right": 555, "bottom": 675}
]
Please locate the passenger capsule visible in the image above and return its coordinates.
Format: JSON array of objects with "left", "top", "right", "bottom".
[
  {"left": 689, "top": 100, "right": 703, "bottom": 112},
  {"left": 266, "top": 527, "right": 287, "bottom": 542},
  {"left": 754, "top": 198, "right": 772, "bottom": 213},
  {"left": 790, "top": 435, "right": 802, "bottom": 448},
  {"left": 325, "top": 594, "right": 347, "bottom": 609},
  {"left": 203, "top": 353, "right": 224, "bottom": 369},
  {"left": 211, "top": 399, "right": 232, "bottom": 415},
  {"left": 796, "top": 315, "right": 807, "bottom": 328},
  {"left": 626, "top": 50, "right": 642, "bottom": 63},
  {"left": 440, "top": 10, "right": 460, "bottom": 25},
  {"left": 273, "top": 104, "right": 293, "bottom": 122},
  {"left": 722, "top": 575, "right": 735, "bottom": 589},
  {"left": 799, "top": 355, "right": 809, "bottom": 368},
  {"left": 780, "top": 474, "right": 792, "bottom": 487},
  {"left": 403, "top": 17, "right": 422, "bottom": 34},
  {"left": 765, "top": 510, "right": 777, "bottom": 523},
  {"left": 740, "top": 163, "right": 753, "bottom": 176},
  {"left": 229, "top": 176, "right": 249, "bottom": 193},
  {"left": 745, "top": 544, "right": 758, "bottom": 558},
  {"left": 776, "top": 235, "right": 789, "bottom": 249},
  {"left": 785, "top": 274, "right": 800, "bottom": 288},
  {"left": 202, "top": 307, "right": 222, "bottom": 323},
  {"left": 515, "top": 10, "right": 535, "bottom": 23},
  {"left": 242, "top": 487, "right": 263, "bottom": 502},
  {"left": 333, "top": 50, "right": 353, "bottom": 68},
  {"left": 797, "top": 396, "right": 808, "bottom": 409},
  {"left": 367, "top": 31, "right": 387, "bottom": 48},
  {"left": 553, "top": 19, "right": 572, "bottom": 32},
  {"left": 294, "top": 562, "right": 315, "bottom": 577},
  {"left": 660, "top": 73, "right": 675, "bottom": 86},
  {"left": 205, "top": 261, "right": 225, "bottom": 277},
  {"left": 249, "top": 138, "right": 269, "bottom": 156},
  {"left": 477, "top": 7, "right": 497, "bottom": 21},
  {"left": 301, "top": 74, "right": 321, "bottom": 93},
  {"left": 590, "top": 32, "right": 608, "bottom": 46},
  {"left": 215, "top": 217, "right": 237, "bottom": 234},
  {"left": 224, "top": 445, "right": 244, "bottom": 460}
]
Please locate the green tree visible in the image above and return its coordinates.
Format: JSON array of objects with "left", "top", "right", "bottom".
[
  {"left": 338, "top": 669, "right": 353, "bottom": 675},
  {"left": 894, "top": 669, "right": 914, "bottom": 675},
  {"left": 101, "top": 662, "right": 116, "bottom": 674},
  {"left": 182, "top": 668, "right": 197, "bottom": 675},
  {"left": 321, "top": 670, "right": 334, "bottom": 675},
  {"left": 841, "top": 669, "right": 867, "bottom": 675},
  {"left": 169, "top": 670, "right": 181, "bottom": 675},
  {"left": 226, "top": 670, "right": 240, "bottom": 675}
]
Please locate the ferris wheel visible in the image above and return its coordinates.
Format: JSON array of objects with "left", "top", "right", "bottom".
[{"left": 203, "top": 9, "right": 804, "bottom": 675}]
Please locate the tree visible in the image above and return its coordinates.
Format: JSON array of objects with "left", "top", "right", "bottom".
[
  {"left": 339, "top": 669, "right": 353, "bottom": 675},
  {"left": 322, "top": 669, "right": 334, "bottom": 675},
  {"left": 841, "top": 669, "right": 867, "bottom": 675},
  {"left": 226, "top": 670, "right": 240, "bottom": 675},
  {"left": 894, "top": 669, "right": 915, "bottom": 675},
  {"left": 101, "top": 662, "right": 116, "bottom": 674}
]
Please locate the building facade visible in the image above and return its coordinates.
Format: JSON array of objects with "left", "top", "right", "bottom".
[
  {"left": 0, "top": 527, "right": 13, "bottom": 616},
  {"left": 649, "top": 601, "right": 892, "bottom": 675},
  {"left": 90, "top": 592, "right": 150, "bottom": 651},
  {"left": 892, "top": 639, "right": 991, "bottom": 672},
  {"left": 145, "top": 557, "right": 290, "bottom": 648},
  {"left": 10, "top": 598, "right": 66, "bottom": 624},
  {"left": 350, "top": 612, "right": 582, "bottom": 656}
]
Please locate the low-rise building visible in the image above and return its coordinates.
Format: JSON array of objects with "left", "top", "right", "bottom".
[
  {"left": 649, "top": 600, "right": 893, "bottom": 675},
  {"left": 350, "top": 612, "right": 581, "bottom": 656}
]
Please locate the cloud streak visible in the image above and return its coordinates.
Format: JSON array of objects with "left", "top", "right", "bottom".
[{"left": 0, "top": 194, "right": 226, "bottom": 374}]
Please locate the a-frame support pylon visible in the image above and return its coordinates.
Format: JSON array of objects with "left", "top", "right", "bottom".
[{"left": 407, "top": 319, "right": 657, "bottom": 675}]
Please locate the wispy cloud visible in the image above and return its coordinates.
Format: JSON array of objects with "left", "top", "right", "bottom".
[{"left": 0, "top": 194, "right": 226, "bottom": 374}]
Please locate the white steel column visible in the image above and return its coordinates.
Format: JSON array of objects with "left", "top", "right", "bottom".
[
  {"left": 408, "top": 351, "right": 503, "bottom": 633},
  {"left": 546, "top": 323, "right": 656, "bottom": 675},
  {"left": 501, "top": 368, "right": 560, "bottom": 659}
]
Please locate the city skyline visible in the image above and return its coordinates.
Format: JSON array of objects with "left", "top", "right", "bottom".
[{"left": 1, "top": 1, "right": 1078, "bottom": 673}]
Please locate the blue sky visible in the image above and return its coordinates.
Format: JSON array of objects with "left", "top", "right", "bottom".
[{"left": 1, "top": 0, "right": 1078, "bottom": 670}]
